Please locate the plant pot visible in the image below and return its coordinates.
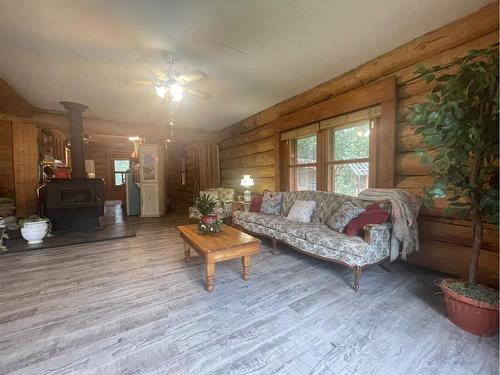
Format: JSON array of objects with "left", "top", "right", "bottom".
[
  {"left": 20, "top": 221, "right": 49, "bottom": 245},
  {"left": 439, "top": 279, "right": 499, "bottom": 336},
  {"left": 201, "top": 215, "right": 217, "bottom": 225}
]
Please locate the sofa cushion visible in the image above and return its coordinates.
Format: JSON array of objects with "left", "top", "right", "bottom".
[
  {"left": 286, "top": 200, "right": 316, "bottom": 223},
  {"left": 305, "top": 227, "right": 369, "bottom": 258},
  {"left": 233, "top": 211, "right": 263, "bottom": 224},
  {"left": 327, "top": 201, "right": 365, "bottom": 232},
  {"left": 344, "top": 204, "right": 390, "bottom": 236},
  {"left": 249, "top": 196, "right": 263, "bottom": 212},
  {"left": 260, "top": 191, "right": 283, "bottom": 215},
  {"left": 277, "top": 222, "right": 325, "bottom": 240},
  {"left": 234, "top": 211, "right": 324, "bottom": 240}
]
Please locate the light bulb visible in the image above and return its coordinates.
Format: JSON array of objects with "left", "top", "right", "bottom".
[
  {"left": 169, "top": 83, "right": 184, "bottom": 102},
  {"left": 155, "top": 85, "right": 167, "bottom": 98}
]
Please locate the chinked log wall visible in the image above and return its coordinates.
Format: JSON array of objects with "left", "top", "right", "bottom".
[{"left": 217, "top": 2, "right": 499, "bottom": 286}]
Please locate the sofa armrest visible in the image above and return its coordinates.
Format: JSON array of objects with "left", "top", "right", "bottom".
[{"left": 363, "top": 222, "right": 392, "bottom": 244}]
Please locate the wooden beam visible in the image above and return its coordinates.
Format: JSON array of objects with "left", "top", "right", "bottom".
[
  {"left": 273, "top": 76, "right": 396, "bottom": 133},
  {"left": 0, "top": 110, "right": 218, "bottom": 143},
  {"left": 0, "top": 79, "right": 35, "bottom": 117}
]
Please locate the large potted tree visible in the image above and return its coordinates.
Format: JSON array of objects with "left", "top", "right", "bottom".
[{"left": 409, "top": 44, "right": 499, "bottom": 336}]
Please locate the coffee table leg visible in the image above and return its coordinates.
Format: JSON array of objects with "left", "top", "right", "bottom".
[
  {"left": 241, "top": 255, "right": 250, "bottom": 281},
  {"left": 184, "top": 243, "right": 190, "bottom": 261},
  {"left": 206, "top": 262, "right": 215, "bottom": 292}
]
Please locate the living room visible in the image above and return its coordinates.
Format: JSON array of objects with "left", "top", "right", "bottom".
[{"left": 0, "top": 1, "right": 498, "bottom": 374}]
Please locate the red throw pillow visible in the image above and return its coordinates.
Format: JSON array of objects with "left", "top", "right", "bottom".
[
  {"left": 344, "top": 205, "right": 389, "bottom": 236},
  {"left": 249, "top": 196, "right": 263, "bottom": 212}
]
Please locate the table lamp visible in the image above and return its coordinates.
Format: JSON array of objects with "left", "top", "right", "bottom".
[{"left": 240, "top": 175, "right": 254, "bottom": 202}]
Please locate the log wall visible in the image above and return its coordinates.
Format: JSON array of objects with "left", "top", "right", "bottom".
[
  {"left": 166, "top": 142, "right": 197, "bottom": 205},
  {"left": 217, "top": 3, "right": 499, "bottom": 286},
  {"left": 11, "top": 122, "right": 39, "bottom": 217},
  {"left": 0, "top": 120, "right": 14, "bottom": 198},
  {"left": 85, "top": 139, "right": 134, "bottom": 201}
]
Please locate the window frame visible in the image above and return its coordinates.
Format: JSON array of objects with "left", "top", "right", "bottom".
[
  {"left": 287, "top": 134, "right": 318, "bottom": 191},
  {"left": 325, "top": 118, "right": 377, "bottom": 194},
  {"left": 274, "top": 76, "right": 396, "bottom": 192},
  {"left": 112, "top": 159, "right": 131, "bottom": 188},
  {"left": 282, "top": 118, "right": 378, "bottom": 195}
]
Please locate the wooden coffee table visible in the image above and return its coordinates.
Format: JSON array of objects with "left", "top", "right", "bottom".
[{"left": 177, "top": 224, "right": 261, "bottom": 292}]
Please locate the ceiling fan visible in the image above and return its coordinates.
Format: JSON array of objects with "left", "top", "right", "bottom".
[{"left": 130, "top": 51, "right": 210, "bottom": 102}]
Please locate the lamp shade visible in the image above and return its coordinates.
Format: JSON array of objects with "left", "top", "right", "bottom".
[{"left": 240, "top": 174, "right": 254, "bottom": 188}]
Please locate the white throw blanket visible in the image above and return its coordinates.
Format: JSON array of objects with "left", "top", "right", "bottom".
[{"left": 358, "top": 188, "right": 422, "bottom": 261}]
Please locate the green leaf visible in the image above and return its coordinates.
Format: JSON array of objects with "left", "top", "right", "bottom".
[
  {"left": 415, "top": 63, "right": 428, "bottom": 75},
  {"left": 425, "top": 74, "right": 435, "bottom": 83},
  {"left": 436, "top": 74, "right": 451, "bottom": 82}
]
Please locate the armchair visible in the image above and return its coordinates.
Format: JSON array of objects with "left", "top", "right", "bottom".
[{"left": 188, "top": 188, "right": 234, "bottom": 222}]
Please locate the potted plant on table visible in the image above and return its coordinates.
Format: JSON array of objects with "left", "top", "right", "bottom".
[
  {"left": 196, "top": 194, "right": 223, "bottom": 233},
  {"left": 19, "top": 216, "right": 51, "bottom": 245},
  {"left": 409, "top": 44, "right": 499, "bottom": 336}
]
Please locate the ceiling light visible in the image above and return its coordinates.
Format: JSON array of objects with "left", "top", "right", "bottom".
[
  {"left": 169, "top": 83, "right": 184, "bottom": 102},
  {"left": 155, "top": 85, "right": 167, "bottom": 99}
]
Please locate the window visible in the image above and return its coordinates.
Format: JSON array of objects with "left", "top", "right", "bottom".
[
  {"left": 279, "top": 106, "right": 381, "bottom": 196},
  {"left": 288, "top": 134, "right": 317, "bottom": 191},
  {"left": 327, "top": 121, "right": 371, "bottom": 196},
  {"left": 113, "top": 159, "right": 130, "bottom": 186}
]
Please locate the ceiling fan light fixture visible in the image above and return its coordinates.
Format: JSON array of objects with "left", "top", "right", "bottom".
[
  {"left": 169, "top": 83, "right": 184, "bottom": 102},
  {"left": 155, "top": 85, "right": 167, "bottom": 98}
]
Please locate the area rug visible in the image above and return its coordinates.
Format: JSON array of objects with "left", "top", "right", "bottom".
[{"left": 1, "top": 223, "right": 136, "bottom": 255}]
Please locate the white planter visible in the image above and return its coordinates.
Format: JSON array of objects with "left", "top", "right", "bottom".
[{"left": 21, "top": 221, "right": 49, "bottom": 244}]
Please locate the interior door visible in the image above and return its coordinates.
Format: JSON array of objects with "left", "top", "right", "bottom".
[{"left": 140, "top": 183, "right": 158, "bottom": 217}]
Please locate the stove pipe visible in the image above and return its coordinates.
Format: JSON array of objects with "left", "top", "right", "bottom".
[{"left": 60, "top": 101, "right": 88, "bottom": 179}]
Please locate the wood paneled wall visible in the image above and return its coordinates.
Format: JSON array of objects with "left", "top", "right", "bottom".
[
  {"left": 12, "top": 122, "right": 39, "bottom": 217},
  {"left": 217, "top": 3, "right": 499, "bottom": 286},
  {"left": 166, "top": 143, "right": 196, "bottom": 205},
  {"left": 0, "top": 120, "right": 14, "bottom": 198},
  {"left": 85, "top": 139, "right": 134, "bottom": 201}
]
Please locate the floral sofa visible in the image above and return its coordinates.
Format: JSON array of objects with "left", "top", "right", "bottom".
[
  {"left": 189, "top": 188, "right": 234, "bottom": 222},
  {"left": 232, "top": 191, "right": 392, "bottom": 291}
]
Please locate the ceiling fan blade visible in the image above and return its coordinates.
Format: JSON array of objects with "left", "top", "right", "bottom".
[
  {"left": 186, "top": 88, "right": 210, "bottom": 99},
  {"left": 127, "top": 80, "right": 155, "bottom": 86},
  {"left": 179, "top": 71, "right": 206, "bottom": 84}
]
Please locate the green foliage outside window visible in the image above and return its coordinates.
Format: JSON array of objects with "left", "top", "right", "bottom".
[
  {"left": 296, "top": 135, "right": 317, "bottom": 163},
  {"left": 333, "top": 123, "right": 370, "bottom": 196},
  {"left": 334, "top": 123, "right": 369, "bottom": 160}
]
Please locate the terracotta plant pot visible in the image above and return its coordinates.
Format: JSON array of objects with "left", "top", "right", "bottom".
[
  {"left": 201, "top": 215, "right": 217, "bottom": 225},
  {"left": 439, "top": 279, "right": 499, "bottom": 336}
]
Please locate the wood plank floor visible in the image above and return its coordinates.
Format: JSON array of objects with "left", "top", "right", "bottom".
[{"left": 0, "top": 207, "right": 497, "bottom": 375}]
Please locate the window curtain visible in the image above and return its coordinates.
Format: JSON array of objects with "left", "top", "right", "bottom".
[{"left": 193, "top": 143, "right": 220, "bottom": 192}]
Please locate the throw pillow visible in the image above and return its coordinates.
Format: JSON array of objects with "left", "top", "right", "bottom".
[
  {"left": 260, "top": 191, "right": 283, "bottom": 215},
  {"left": 344, "top": 203, "right": 390, "bottom": 236},
  {"left": 249, "top": 196, "right": 263, "bottom": 212},
  {"left": 286, "top": 200, "right": 316, "bottom": 223},
  {"left": 327, "top": 201, "right": 365, "bottom": 232}
]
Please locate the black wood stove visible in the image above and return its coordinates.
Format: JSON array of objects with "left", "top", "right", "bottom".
[{"left": 39, "top": 102, "right": 105, "bottom": 232}]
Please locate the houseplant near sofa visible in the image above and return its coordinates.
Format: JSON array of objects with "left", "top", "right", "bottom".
[{"left": 409, "top": 44, "right": 499, "bottom": 335}]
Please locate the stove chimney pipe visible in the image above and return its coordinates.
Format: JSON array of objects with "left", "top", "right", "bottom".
[{"left": 60, "top": 101, "right": 88, "bottom": 179}]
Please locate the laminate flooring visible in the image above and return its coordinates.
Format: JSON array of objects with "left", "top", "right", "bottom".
[{"left": 0, "top": 208, "right": 497, "bottom": 374}]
